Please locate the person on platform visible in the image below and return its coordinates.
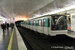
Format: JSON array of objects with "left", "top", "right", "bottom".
[
  {"left": 7, "top": 23, "right": 9, "bottom": 29},
  {"left": 1, "top": 23, "right": 6, "bottom": 33},
  {"left": 10, "top": 23, "right": 14, "bottom": 29}
]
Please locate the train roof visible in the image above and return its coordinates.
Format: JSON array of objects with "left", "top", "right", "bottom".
[
  {"left": 29, "top": 14, "right": 66, "bottom": 20},
  {"left": 22, "top": 14, "right": 66, "bottom": 22}
]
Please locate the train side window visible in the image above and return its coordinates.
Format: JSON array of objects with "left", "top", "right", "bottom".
[
  {"left": 31, "top": 21, "right": 33, "bottom": 25},
  {"left": 38, "top": 20, "right": 39, "bottom": 26},
  {"left": 31, "top": 21, "right": 32, "bottom": 25},
  {"left": 23, "top": 22, "right": 25, "bottom": 24},
  {"left": 32, "top": 21, "right": 34, "bottom": 25},
  {"left": 29, "top": 21, "right": 30, "bottom": 25},
  {"left": 39, "top": 20, "right": 41, "bottom": 26},
  {"left": 42, "top": 19, "right": 44, "bottom": 26},
  {"left": 28, "top": 21, "right": 29, "bottom": 25},
  {"left": 26, "top": 21, "right": 28, "bottom": 25},
  {"left": 26, "top": 22, "right": 28, "bottom": 25},
  {"left": 36, "top": 20, "right": 39, "bottom": 26},
  {"left": 34, "top": 21, "right": 35, "bottom": 26},
  {"left": 23, "top": 22, "right": 24, "bottom": 24},
  {"left": 24, "top": 22, "right": 25, "bottom": 24},
  {"left": 30, "top": 21, "right": 31, "bottom": 25},
  {"left": 26, "top": 22, "right": 27, "bottom": 25},
  {"left": 24, "top": 22, "right": 26, "bottom": 24},
  {"left": 43, "top": 19, "right": 45, "bottom": 26},
  {"left": 26, "top": 21, "right": 27, "bottom": 25},
  {"left": 27, "top": 22, "right": 28, "bottom": 25}
]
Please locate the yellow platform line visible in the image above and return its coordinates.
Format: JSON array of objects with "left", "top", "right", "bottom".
[{"left": 7, "top": 29, "right": 14, "bottom": 50}]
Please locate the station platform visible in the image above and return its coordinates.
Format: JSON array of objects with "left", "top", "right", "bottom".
[
  {"left": 0, "top": 25, "right": 75, "bottom": 50},
  {"left": 0, "top": 26, "right": 27, "bottom": 50}
]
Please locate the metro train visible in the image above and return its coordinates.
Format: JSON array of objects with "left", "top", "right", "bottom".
[{"left": 20, "top": 14, "right": 67, "bottom": 36}]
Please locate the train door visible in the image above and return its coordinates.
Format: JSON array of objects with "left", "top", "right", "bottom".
[
  {"left": 41, "top": 19, "right": 44, "bottom": 33},
  {"left": 43, "top": 18, "right": 50, "bottom": 35},
  {"left": 33, "top": 20, "right": 36, "bottom": 31},
  {"left": 48, "top": 17, "right": 51, "bottom": 35},
  {"left": 51, "top": 15, "right": 67, "bottom": 35},
  {"left": 35, "top": 20, "right": 39, "bottom": 32},
  {"left": 32, "top": 21, "right": 34, "bottom": 30},
  {"left": 38, "top": 20, "right": 42, "bottom": 33}
]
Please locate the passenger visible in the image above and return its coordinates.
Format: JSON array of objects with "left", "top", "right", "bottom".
[
  {"left": 7, "top": 23, "right": 9, "bottom": 29},
  {"left": 1, "top": 23, "right": 6, "bottom": 33},
  {"left": 11, "top": 23, "right": 14, "bottom": 29}
]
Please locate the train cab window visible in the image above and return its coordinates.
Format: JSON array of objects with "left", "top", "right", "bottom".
[
  {"left": 39, "top": 20, "right": 41, "bottom": 26},
  {"left": 51, "top": 15, "right": 67, "bottom": 30}
]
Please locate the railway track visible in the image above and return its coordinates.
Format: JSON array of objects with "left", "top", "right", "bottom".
[{"left": 17, "top": 26, "right": 75, "bottom": 50}]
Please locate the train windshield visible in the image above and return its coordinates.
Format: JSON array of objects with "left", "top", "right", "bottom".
[{"left": 51, "top": 15, "right": 67, "bottom": 30}]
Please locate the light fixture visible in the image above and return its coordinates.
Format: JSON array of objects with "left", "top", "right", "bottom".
[{"left": 30, "top": 4, "right": 75, "bottom": 19}]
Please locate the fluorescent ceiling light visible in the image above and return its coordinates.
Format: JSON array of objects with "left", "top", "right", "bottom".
[
  {"left": 30, "top": 4, "right": 75, "bottom": 19},
  {"left": 0, "top": 15, "right": 7, "bottom": 20},
  {"left": 29, "top": 18, "right": 33, "bottom": 20},
  {"left": 65, "top": 4, "right": 75, "bottom": 11}
]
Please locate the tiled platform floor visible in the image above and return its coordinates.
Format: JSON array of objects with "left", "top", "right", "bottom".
[
  {"left": 0, "top": 26, "right": 19, "bottom": 50},
  {"left": 0, "top": 26, "right": 11, "bottom": 50}
]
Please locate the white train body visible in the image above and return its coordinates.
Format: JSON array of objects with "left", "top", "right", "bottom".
[{"left": 20, "top": 14, "right": 67, "bottom": 36}]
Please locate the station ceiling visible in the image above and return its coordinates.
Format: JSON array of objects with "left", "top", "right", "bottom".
[
  {"left": 0, "top": 0, "right": 75, "bottom": 21},
  {"left": 0, "top": 0, "right": 53, "bottom": 19}
]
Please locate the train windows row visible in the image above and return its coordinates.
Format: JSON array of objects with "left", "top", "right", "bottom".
[{"left": 21, "top": 18, "right": 50, "bottom": 27}]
